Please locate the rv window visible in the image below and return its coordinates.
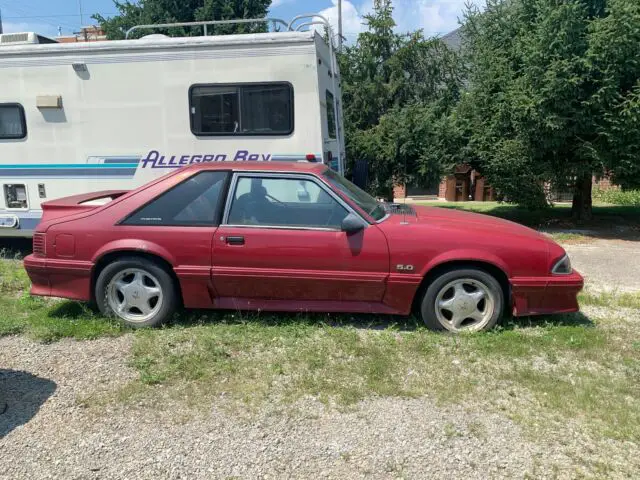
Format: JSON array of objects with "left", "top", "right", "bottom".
[
  {"left": 190, "top": 83, "right": 293, "bottom": 136},
  {"left": 0, "top": 104, "right": 26, "bottom": 140},
  {"left": 326, "top": 91, "right": 337, "bottom": 139}
]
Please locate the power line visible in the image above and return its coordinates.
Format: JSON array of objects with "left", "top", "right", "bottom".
[
  {"left": 2, "top": 13, "right": 118, "bottom": 19},
  {"left": 0, "top": 2, "right": 74, "bottom": 29}
]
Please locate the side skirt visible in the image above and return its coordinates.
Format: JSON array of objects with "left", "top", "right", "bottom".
[{"left": 212, "top": 297, "right": 405, "bottom": 315}]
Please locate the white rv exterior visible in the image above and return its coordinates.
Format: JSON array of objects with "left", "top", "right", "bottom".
[{"left": 0, "top": 28, "right": 345, "bottom": 237}]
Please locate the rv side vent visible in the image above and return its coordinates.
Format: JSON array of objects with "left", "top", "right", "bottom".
[
  {"left": 0, "top": 32, "right": 57, "bottom": 46},
  {"left": 0, "top": 33, "right": 30, "bottom": 44}
]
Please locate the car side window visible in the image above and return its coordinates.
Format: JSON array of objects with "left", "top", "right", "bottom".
[
  {"left": 123, "top": 171, "right": 229, "bottom": 226},
  {"left": 226, "top": 176, "right": 349, "bottom": 229}
]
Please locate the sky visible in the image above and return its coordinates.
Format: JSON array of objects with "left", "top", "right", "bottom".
[{"left": 0, "top": 0, "right": 483, "bottom": 40}]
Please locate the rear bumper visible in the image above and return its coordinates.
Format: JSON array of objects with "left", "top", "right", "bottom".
[
  {"left": 510, "top": 271, "right": 584, "bottom": 317},
  {"left": 24, "top": 254, "right": 93, "bottom": 301}
]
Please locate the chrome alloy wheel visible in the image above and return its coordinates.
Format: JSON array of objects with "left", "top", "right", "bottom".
[
  {"left": 106, "top": 268, "right": 163, "bottom": 323},
  {"left": 434, "top": 278, "right": 496, "bottom": 332}
]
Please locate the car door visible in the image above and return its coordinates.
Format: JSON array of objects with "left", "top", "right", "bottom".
[
  {"left": 116, "top": 170, "right": 230, "bottom": 308},
  {"left": 211, "top": 173, "right": 390, "bottom": 303}
]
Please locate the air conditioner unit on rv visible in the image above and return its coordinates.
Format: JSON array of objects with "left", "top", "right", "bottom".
[{"left": 0, "top": 32, "right": 57, "bottom": 46}]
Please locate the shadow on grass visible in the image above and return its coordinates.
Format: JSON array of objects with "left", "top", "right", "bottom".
[
  {"left": 171, "top": 309, "right": 423, "bottom": 332},
  {"left": 0, "top": 238, "right": 32, "bottom": 259},
  {"left": 38, "top": 300, "right": 595, "bottom": 336},
  {"left": 167, "top": 308, "right": 593, "bottom": 333},
  {"left": 47, "top": 301, "right": 97, "bottom": 319},
  {"left": 505, "top": 312, "right": 595, "bottom": 330}
]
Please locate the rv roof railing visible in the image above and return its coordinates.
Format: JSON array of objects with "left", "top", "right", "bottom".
[{"left": 125, "top": 17, "right": 289, "bottom": 39}]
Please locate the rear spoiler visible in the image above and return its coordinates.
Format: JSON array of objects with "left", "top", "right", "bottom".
[
  {"left": 40, "top": 190, "right": 130, "bottom": 222},
  {"left": 42, "top": 190, "right": 129, "bottom": 209}
]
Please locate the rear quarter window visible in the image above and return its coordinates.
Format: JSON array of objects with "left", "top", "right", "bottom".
[{"left": 122, "top": 171, "right": 229, "bottom": 227}]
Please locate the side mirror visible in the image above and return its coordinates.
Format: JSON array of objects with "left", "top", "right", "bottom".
[{"left": 341, "top": 213, "right": 366, "bottom": 235}]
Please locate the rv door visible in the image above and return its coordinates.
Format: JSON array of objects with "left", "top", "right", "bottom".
[{"left": 323, "top": 90, "right": 340, "bottom": 173}]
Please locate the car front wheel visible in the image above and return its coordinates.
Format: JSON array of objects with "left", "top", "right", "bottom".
[
  {"left": 95, "top": 257, "right": 178, "bottom": 328},
  {"left": 420, "top": 268, "right": 504, "bottom": 333}
]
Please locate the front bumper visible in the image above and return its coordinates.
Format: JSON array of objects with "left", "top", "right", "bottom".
[
  {"left": 24, "top": 254, "right": 93, "bottom": 301},
  {"left": 510, "top": 270, "right": 584, "bottom": 317}
]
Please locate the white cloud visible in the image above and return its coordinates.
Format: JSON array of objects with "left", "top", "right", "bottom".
[
  {"left": 398, "top": 0, "right": 485, "bottom": 36},
  {"left": 312, "top": 0, "right": 485, "bottom": 43},
  {"left": 2, "top": 21, "right": 61, "bottom": 39},
  {"left": 316, "top": 0, "right": 367, "bottom": 41},
  {"left": 270, "top": 0, "right": 295, "bottom": 7}
]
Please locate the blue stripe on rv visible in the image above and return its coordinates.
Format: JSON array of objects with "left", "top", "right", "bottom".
[{"left": 0, "top": 164, "right": 138, "bottom": 177}]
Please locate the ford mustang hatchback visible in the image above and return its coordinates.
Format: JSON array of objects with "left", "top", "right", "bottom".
[{"left": 24, "top": 162, "right": 583, "bottom": 332}]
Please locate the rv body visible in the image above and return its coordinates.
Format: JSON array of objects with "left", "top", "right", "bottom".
[{"left": 0, "top": 29, "right": 345, "bottom": 236}]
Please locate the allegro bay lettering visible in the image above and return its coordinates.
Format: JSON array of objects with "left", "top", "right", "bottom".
[{"left": 141, "top": 150, "right": 272, "bottom": 168}]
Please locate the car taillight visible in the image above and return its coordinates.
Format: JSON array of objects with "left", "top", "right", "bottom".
[{"left": 33, "top": 233, "right": 46, "bottom": 257}]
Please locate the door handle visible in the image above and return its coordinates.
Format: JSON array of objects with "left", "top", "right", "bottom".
[{"left": 226, "top": 236, "right": 245, "bottom": 246}]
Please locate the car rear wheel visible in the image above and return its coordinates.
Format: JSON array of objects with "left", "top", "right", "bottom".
[
  {"left": 420, "top": 268, "right": 504, "bottom": 333},
  {"left": 95, "top": 257, "right": 177, "bottom": 328}
]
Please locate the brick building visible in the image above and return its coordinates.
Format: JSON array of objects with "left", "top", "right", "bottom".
[{"left": 56, "top": 26, "right": 106, "bottom": 43}]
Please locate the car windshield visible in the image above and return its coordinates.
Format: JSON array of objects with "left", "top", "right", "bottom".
[{"left": 323, "top": 169, "right": 387, "bottom": 221}]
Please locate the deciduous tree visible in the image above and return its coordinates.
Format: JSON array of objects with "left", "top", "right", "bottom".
[
  {"left": 458, "top": 0, "right": 640, "bottom": 219},
  {"left": 93, "top": 0, "right": 272, "bottom": 39}
]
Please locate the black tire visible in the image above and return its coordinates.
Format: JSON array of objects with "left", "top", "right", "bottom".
[
  {"left": 95, "top": 257, "right": 178, "bottom": 328},
  {"left": 420, "top": 267, "right": 504, "bottom": 333}
]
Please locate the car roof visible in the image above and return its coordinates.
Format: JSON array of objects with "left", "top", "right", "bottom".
[{"left": 185, "top": 161, "right": 328, "bottom": 174}]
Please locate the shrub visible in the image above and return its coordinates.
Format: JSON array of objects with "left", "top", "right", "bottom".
[{"left": 592, "top": 188, "right": 640, "bottom": 206}]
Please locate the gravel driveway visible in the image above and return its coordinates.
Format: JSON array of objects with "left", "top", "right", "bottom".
[
  {"left": 1, "top": 237, "right": 639, "bottom": 479},
  {"left": 0, "top": 336, "right": 608, "bottom": 480},
  {"left": 564, "top": 238, "right": 640, "bottom": 292}
]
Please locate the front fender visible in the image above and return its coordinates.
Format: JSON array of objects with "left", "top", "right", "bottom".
[
  {"left": 420, "top": 249, "right": 512, "bottom": 278},
  {"left": 91, "top": 239, "right": 177, "bottom": 266}
]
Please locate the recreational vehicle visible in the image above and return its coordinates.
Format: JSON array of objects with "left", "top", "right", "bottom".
[{"left": 0, "top": 17, "right": 345, "bottom": 237}]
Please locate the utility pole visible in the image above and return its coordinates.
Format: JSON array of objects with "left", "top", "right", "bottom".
[
  {"left": 338, "top": 0, "right": 343, "bottom": 52},
  {"left": 0, "top": 7, "right": 4, "bottom": 35},
  {"left": 78, "top": 0, "right": 84, "bottom": 26}
]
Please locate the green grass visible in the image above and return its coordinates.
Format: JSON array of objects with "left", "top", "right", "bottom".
[
  {"left": 579, "top": 290, "right": 640, "bottom": 310},
  {"left": 547, "top": 232, "right": 594, "bottom": 244},
  {"left": 120, "top": 313, "right": 640, "bottom": 442},
  {"left": 0, "top": 257, "right": 126, "bottom": 342},
  {"left": 3, "top": 256, "right": 640, "bottom": 442},
  {"left": 415, "top": 201, "right": 640, "bottom": 229}
]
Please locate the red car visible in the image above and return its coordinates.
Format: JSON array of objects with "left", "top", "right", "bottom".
[{"left": 24, "top": 162, "right": 583, "bottom": 332}]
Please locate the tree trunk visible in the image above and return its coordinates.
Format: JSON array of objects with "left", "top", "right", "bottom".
[
  {"left": 571, "top": 174, "right": 593, "bottom": 221},
  {"left": 384, "top": 187, "right": 395, "bottom": 203}
]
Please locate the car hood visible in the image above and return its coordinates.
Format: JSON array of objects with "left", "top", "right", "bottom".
[{"left": 395, "top": 205, "right": 547, "bottom": 241}]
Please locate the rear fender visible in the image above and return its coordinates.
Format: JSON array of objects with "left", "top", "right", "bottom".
[{"left": 91, "top": 239, "right": 177, "bottom": 266}]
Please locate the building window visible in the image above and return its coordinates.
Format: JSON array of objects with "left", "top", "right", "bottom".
[
  {"left": 190, "top": 83, "right": 293, "bottom": 136},
  {"left": 227, "top": 176, "right": 348, "bottom": 229},
  {"left": 0, "top": 104, "right": 26, "bottom": 140},
  {"left": 326, "top": 91, "right": 336, "bottom": 139},
  {"left": 123, "top": 171, "right": 229, "bottom": 226}
]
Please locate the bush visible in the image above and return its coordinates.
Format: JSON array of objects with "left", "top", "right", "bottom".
[{"left": 592, "top": 188, "right": 640, "bottom": 206}]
